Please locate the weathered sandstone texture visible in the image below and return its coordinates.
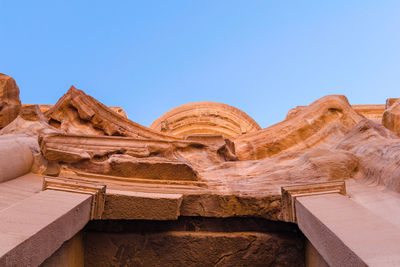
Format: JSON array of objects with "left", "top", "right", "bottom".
[
  {"left": 0, "top": 74, "right": 21, "bottom": 128},
  {"left": 235, "top": 95, "right": 364, "bottom": 160},
  {"left": 3, "top": 73, "right": 400, "bottom": 266},
  {"left": 45, "top": 86, "right": 178, "bottom": 139},
  {"left": 287, "top": 104, "right": 385, "bottom": 122},
  {"left": 84, "top": 218, "right": 305, "bottom": 267},
  {"left": 382, "top": 98, "right": 400, "bottom": 135},
  {"left": 23, "top": 104, "right": 129, "bottom": 119},
  {"left": 1, "top": 104, "right": 59, "bottom": 136}
]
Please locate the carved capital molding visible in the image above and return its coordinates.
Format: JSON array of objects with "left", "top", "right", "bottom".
[
  {"left": 281, "top": 181, "right": 346, "bottom": 223},
  {"left": 43, "top": 176, "right": 106, "bottom": 220}
]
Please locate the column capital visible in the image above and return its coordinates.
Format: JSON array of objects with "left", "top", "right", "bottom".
[
  {"left": 43, "top": 176, "right": 106, "bottom": 219},
  {"left": 281, "top": 181, "right": 346, "bottom": 223}
]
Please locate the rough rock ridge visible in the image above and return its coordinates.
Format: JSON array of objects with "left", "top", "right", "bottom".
[
  {"left": 235, "top": 95, "right": 364, "bottom": 160},
  {"left": 45, "top": 86, "right": 179, "bottom": 140}
]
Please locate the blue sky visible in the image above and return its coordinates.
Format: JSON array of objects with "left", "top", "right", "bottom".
[{"left": 1, "top": 1, "right": 400, "bottom": 128}]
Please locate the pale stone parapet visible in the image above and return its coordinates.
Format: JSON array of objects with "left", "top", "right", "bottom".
[
  {"left": 346, "top": 180, "right": 400, "bottom": 229},
  {"left": 296, "top": 194, "right": 400, "bottom": 266},
  {"left": 0, "top": 190, "right": 91, "bottom": 266}
]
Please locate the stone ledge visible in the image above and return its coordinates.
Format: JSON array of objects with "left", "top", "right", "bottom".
[{"left": 102, "top": 190, "right": 183, "bottom": 220}]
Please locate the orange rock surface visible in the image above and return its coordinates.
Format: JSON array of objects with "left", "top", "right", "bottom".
[
  {"left": 23, "top": 104, "right": 129, "bottom": 118},
  {"left": 0, "top": 74, "right": 21, "bottom": 129},
  {"left": 235, "top": 95, "right": 364, "bottom": 160},
  {"left": 382, "top": 98, "right": 400, "bottom": 135},
  {"left": 45, "top": 86, "right": 178, "bottom": 140}
]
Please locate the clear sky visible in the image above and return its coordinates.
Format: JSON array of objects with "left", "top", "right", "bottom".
[{"left": 1, "top": 1, "right": 400, "bottom": 128}]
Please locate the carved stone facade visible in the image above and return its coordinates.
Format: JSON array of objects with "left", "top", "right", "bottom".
[
  {"left": 150, "top": 101, "right": 261, "bottom": 138},
  {"left": 1, "top": 73, "right": 400, "bottom": 266}
]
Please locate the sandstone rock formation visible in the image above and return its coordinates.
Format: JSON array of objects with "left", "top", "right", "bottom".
[
  {"left": 0, "top": 104, "right": 59, "bottom": 136},
  {"left": 45, "top": 86, "right": 178, "bottom": 140},
  {"left": 352, "top": 104, "right": 385, "bottom": 122},
  {"left": 287, "top": 104, "right": 385, "bottom": 123},
  {"left": 335, "top": 119, "right": 400, "bottom": 191},
  {"left": 23, "top": 104, "right": 129, "bottom": 119},
  {"left": 0, "top": 74, "right": 21, "bottom": 129},
  {"left": 0, "top": 105, "right": 61, "bottom": 176},
  {"left": 3, "top": 73, "right": 400, "bottom": 266},
  {"left": 382, "top": 98, "right": 400, "bottom": 135},
  {"left": 235, "top": 95, "right": 364, "bottom": 160}
]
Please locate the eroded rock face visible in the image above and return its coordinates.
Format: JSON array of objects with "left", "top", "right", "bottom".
[
  {"left": 0, "top": 105, "right": 62, "bottom": 175},
  {"left": 39, "top": 133, "right": 236, "bottom": 180},
  {"left": 335, "top": 119, "right": 400, "bottom": 192},
  {"left": 382, "top": 98, "right": 400, "bottom": 135},
  {"left": 0, "top": 104, "right": 60, "bottom": 136},
  {"left": 235, "top": 95, "right": 364, "bottom": 160},
  {"left": 287, "top": 104, "right": 385, "bottom": 122},
  {"left": 0, "top": 74, "right": 21, "bottom": 129},
  {"left": 200, "top": 147, "right": 359, "bottom": 197},
  {"left": 22, "top": 104, "right": 129, "bottom": 119},
  {"left": 45, "top": 86, "right": 178, "bottom": 140}
]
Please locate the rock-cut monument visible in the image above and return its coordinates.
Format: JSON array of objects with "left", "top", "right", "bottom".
[{"left": 1, "top": 73, "right": 400, "bottom": 266}]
